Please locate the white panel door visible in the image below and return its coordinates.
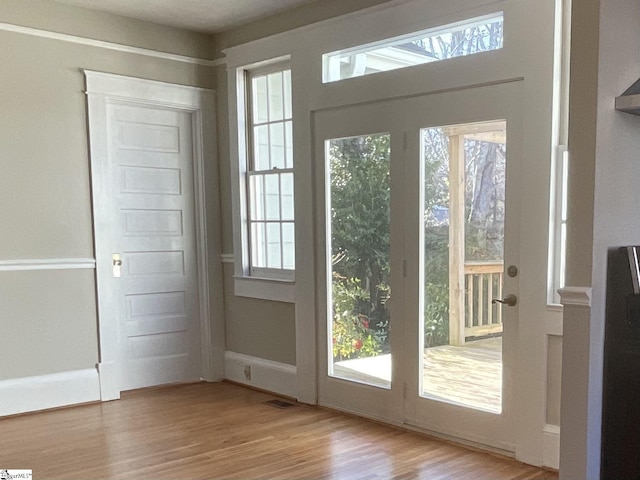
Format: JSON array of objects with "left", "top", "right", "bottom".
[{"left": 100, "top": 101, "right": 201, "bottom": 391}]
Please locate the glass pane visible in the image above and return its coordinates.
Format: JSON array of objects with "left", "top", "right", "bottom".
[
  {"left": 323, "top": 13, "right": 503, "bottom": 83},
  {"left": 268, "top": 72, "right": 284, "bottom": 121},
  {"left": 270, "top": 123, "right": 286, "bottom": 169},
  {"left": 285, "top": 121, "right": 293, "bottom": 169},
  {"left": 282, "top": 222, "right": 295, "bottom": 269},
  {"left": 254, "top": 125, "right": 270, "bottom": 170},
  {"left": 283, "top": 70, "right": 292, "bottom": 119},
  {"left": 281, "top": 172, "right": 294, "bottom": 221},
  {"left": 327, "top": 133, "right": 391, "bottom": 389},
  {"left": 249, "top": 175, "right": 265, "bottom": 221},
  {"left": 264, "top": 174, "right": 280, "bottom": 220},
  {"left": 251, "top": 222, "right": 266, "bottom": 268},
  {"left": 252, "top": 75, "right": 268, "bottom": 124},
  {"left": 421, "top": 121, "right": 506, "bottom": 414},
  {"left": 266, "top": 223, "right": 282, "bottom": 268}
]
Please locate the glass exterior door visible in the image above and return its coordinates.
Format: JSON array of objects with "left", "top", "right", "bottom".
[
  {"left": 402, "top": 82, "right": 523, "bottom": 452},
  {"left": 315, "top": 82, "right": 523, "bottom": 451}
]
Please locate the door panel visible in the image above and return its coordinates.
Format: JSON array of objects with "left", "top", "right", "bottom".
[
  {"left": 106, "top": 103, "right": 201, "bottom": 391},
  {"left": 315, "top": 101, "right": 404, "bottom": 422},
  {"left": 403, "top": 82, "right": 522, "bottom": 451}
]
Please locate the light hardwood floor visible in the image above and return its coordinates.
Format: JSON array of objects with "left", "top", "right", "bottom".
[{"left": 0, "top": 382, "right": 557, "bottom": 479}]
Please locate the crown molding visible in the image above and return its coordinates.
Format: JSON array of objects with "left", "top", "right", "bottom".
[{"left": 0, "top": 22, "right": 225, "bottom": 67}]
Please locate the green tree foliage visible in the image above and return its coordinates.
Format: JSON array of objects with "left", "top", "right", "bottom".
[
  {"left": 330, "top": 135, "right": 391, "bottom": 359},
  {"left": 423, "top": 128, "right": 452, "bottom": 347}
]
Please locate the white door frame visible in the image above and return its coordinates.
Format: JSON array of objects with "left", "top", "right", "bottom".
[{"left": 84, "top": 71, "right": 225, "bottom": 400}]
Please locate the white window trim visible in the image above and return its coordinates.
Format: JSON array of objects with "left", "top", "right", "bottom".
[
  {"left": 228, "top": 55, "right": 295, "bottom": 302},
  {"left": 234, "top": 275, "right": 295, "bottom": 303},
  {"left": 547, "top": 0, "right": 571, "bottom": 308},
  {"left": 548, "top": 146, "right": 568, "bottom": 306}
]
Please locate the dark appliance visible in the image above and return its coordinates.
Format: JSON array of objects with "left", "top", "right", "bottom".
[{"left": 601, "top": 246, "right": 640, "bottom": 479}]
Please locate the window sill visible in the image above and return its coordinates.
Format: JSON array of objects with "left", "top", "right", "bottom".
[
  {"left": 546, "top": 303, "right": 564, "bottom": 313},
  {"left": 233, "top": 275, "right": 295, "bottom": 303}
]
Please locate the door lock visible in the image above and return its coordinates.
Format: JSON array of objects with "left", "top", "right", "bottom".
[
  {"left": 492, "top": 294, "right": 517, "bottom": 307},
  {"left": 112, "top": 254, "right": 122, "bottom": 278}
]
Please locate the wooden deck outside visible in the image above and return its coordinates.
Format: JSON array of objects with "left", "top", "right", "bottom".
[
  {"left": 423, "top": 336, "right": 502, "bottom": 413},
  {"left": 334, "top": 337, "right": 502, "bottom": 413}
]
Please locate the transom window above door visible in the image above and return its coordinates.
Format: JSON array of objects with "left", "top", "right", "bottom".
[{"left": 323, "top": 12, "right": 504, "bottom": 83}]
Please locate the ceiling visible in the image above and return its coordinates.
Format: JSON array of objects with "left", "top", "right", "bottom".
[{"left": 54, "top": 0, "right": 320, "bottom": 34}]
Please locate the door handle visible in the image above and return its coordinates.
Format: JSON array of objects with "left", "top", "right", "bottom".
[
  {"left": 492, "top": 294, "right": 517, "bottom": 307},
  {"left": 112, "top": 254, "right": 122, "bottom": 278}
]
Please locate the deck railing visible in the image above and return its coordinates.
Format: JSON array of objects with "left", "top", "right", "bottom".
[{"left": 464, "top": 262, "right": 504, "bottom": 338}]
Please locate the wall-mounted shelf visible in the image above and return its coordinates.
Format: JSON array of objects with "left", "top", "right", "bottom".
[{"left": 616, "top": 78, "right": 640, "bottom": 116}]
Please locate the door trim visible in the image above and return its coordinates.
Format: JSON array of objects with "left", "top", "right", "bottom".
[{"left": 84, "top": 71, "right": 224, "bottom": 400}]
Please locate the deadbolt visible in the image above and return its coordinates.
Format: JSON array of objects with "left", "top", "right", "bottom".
[
  {"left": 507, "top": 265, "right": 518, "bottom": 277},
  {"left": 492, "top": 294, "right": 517, "bottom": 307}
]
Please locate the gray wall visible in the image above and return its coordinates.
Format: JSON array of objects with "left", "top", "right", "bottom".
[
  {"left": 0, "top": 271, "right": 97, "bottom": 381},
  {"left": 222, "top": 265, "right": 296, "bottom": 365},
  {"left": 0, "top": 0, "right": 215, "bottom": 381},
  {"left": 562, "top": 0, "right": 640, "bottom": 478}
]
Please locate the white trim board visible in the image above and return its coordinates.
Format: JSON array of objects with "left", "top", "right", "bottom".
[
  {"left": 233, "top": 276, "right": 295, "bottom": 303},
  {"left": 84, "top": 70, "right": 214, "bottom": 107},
  {"left": 542, "top": 424, "right": 560, "bottom": 470},
  {"left": 0, "top": 258, "right": 96, "bottom": 271},
  {"left": 0, "top": 369, "right": 101, "bottom": 417},
  {"left": 558, "top": 286, "right": 592, "bottom": 307},
  {"left": 224, "top": 351, "right": 297, "bottom": 399},
  {"left": 0, "top": 22, "right": 224, "bottom": 67}
]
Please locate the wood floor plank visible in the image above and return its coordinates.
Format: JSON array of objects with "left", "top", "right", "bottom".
[{"left": 0, "top": 382, "right": 557, "bottom": 479}]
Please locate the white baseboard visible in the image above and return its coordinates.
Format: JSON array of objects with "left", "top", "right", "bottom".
[
  {"left": 97, "top": 361, "right": 120, "bottom": 401},
  {"left": 224, "top": 351, "right": 297, "bottom": 398},
  {"left": 543, "top": 424, "right": 560, "bottom": 469},
  {"left": 0, "top": 369, "right": 101, "bottom": 417}
]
